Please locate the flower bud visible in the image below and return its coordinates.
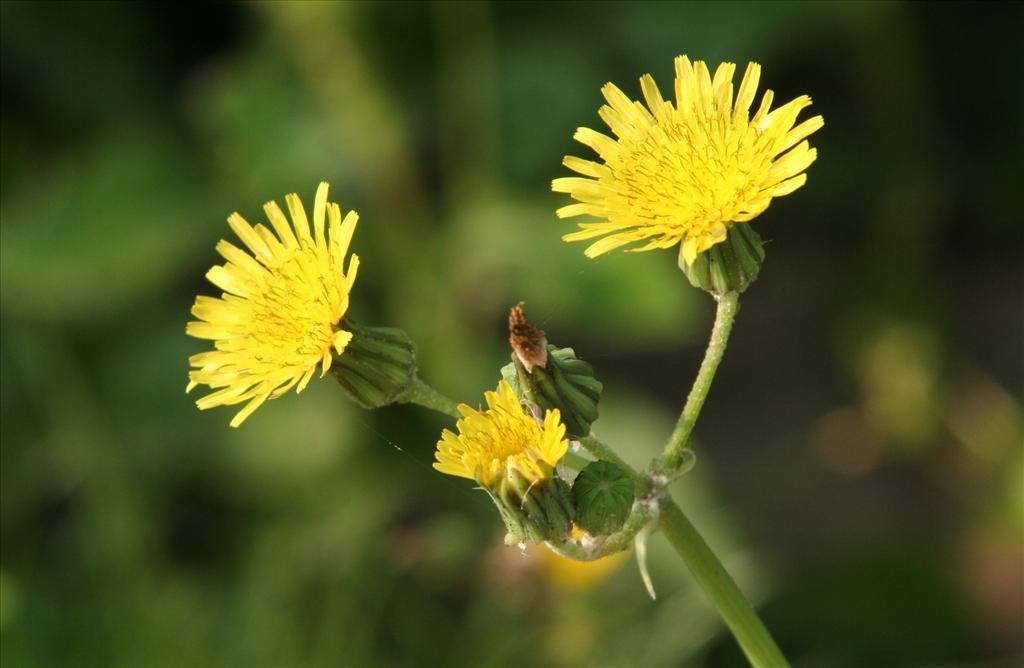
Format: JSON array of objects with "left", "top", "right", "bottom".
[
  {"left": 681, "top": 223, "right": 765, "bottom": 296},
  {"left": 572, "top": 460, "right": 635, "bottom": 536},
  {"left": 331, "top": 320, "right": 417, "bottom": 409},
  {"left": 502, "top": 303, "right": 602, "bottom": 439}
]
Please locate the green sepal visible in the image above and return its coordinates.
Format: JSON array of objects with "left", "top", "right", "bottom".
[
  {"left": 331, "top": 320, "right": 417, "bottom": 409},
  {"left": 501, "top": 345, "right": 602, "bottom": 439},
  {"left": 681, "top": 223, "right": 765, "bottom": 296},
  {"left": 490, "top": 468, "right": 575, "bottom": 544},
  {"left": 572, "top": 460, "right": 635, "bottom": 536}
]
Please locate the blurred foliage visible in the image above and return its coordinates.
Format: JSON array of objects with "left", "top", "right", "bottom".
[{"left": 2, "top": 1, "right": 1022, "bottom": 666}]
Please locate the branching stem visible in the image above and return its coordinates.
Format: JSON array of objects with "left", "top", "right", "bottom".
[{"left": 406, "top": 327, "right": 788, "bottom": 667}]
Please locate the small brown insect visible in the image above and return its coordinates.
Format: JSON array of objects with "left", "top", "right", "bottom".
[{"left": 508, "top": 302, "right": 548, "bottom": 372}]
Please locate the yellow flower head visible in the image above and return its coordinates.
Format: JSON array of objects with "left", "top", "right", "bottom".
[
  {"left": 186, "top": 182, "right": 360, "bottom": 427},
  {"left": 553, "top": 55, "right": 824, "bottom": 266},
  {"left": 434, "top": 380, "right": 569, "bottom": 489}
]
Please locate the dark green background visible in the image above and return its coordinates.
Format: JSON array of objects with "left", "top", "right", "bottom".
[{"left": 2, "top": 2, "right": 1021, "bottom": 666}]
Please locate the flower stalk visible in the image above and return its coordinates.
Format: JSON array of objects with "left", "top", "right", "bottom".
[
  {"left": 657, "top": 291, "right": 740, "bottom": 478},
  {"left": 402, "top": 377, "right": 461, "bottom": 418}
]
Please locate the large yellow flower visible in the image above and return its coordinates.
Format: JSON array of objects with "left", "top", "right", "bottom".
[
  {"left": 553, "top": 55, "right": 824, "bottom": 266},
  {"left": 434, "top": 380, "right": 569, "bottom": 489},
  {"left": 186, "top": 182, "right": 360, "bottom": 427}
]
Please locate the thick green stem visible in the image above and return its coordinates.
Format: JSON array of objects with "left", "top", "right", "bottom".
[
  {"left": 659, "top": 291, "right": 739, "bottom": 475},
  {"left": 660, "top": 499, "right": 789, "bottom": 668},
  {"left": 403, "top": 377, "right": 461, "bottom": 418}
]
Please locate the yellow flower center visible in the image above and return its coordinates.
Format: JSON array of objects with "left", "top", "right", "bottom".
[
  {"left": 609, "top": 109, "right": 771, "bottom": 243},
  {"left": 243, "top": 248, "right": 349, "bottom": 361}
]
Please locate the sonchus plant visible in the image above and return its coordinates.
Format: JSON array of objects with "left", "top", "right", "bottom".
[{"left": 186, "top": 56, "right": 822, "bottom": 668}]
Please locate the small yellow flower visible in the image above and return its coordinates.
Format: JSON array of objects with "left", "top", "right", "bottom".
[
  {"left": 553, "top": 55, "right": 824, "bottom": 266},
  {"left": 186, "top": 182, "right": 360, "bottom": 427},
  {"left": 434, "top": 380, "right": 569, "bottom": 490}
]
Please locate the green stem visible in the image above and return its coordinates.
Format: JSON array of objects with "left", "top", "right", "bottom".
[
  {"left": 660, "top": 499, "right": 789, "bottom": 668},
  {"left": 403, "top": 377, "right": 461, "bottom": 418},
  {"left": 659, "top": 291, "right": 739, "bottom": 475}
]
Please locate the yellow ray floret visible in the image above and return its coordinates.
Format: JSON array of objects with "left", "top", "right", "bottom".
[
  {"left": 553, "top": 55, "right": 824, "bottom": 265},
  {"left": 434, "top": 380, "right": 569, "bottom": 489},
  {"left": 186, "top": 182, "right": 360, "bottom": 427}
]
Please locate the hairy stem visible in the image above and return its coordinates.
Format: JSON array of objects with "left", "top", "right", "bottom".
[
  {"left": 658, "top": 291, "right": 739, "bottom": 476},
  {"left": 402, "top": 377, "right": 461, "bottom": 418}
]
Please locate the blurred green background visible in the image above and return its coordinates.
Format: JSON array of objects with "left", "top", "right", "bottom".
[{"left": 2, "top": 1, "right": 1022, "bottom": 666}]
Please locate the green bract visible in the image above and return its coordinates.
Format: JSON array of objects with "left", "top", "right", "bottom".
[
  {"left": 331, "top": 321, "right": 418, "bottom": 409},
  {"left": 491, "top": 470, "right": 576, "bottom": 544},
  {"left": 681, "top": 223, "right": 765, "bottom": 296}
]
